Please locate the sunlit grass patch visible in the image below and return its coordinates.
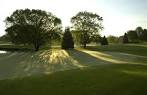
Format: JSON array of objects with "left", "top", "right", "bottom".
[{"left": 86, "top": 44, "right": 147, "bottom": 56}]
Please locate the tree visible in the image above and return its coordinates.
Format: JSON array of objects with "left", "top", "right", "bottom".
[
  {"left": 0, "top": 34, "right": 10, "bottom": 42},
  {"left": 127, "top": 30, "right": 139, "bottom": 43},
  {"left": 107, "top": 35, "right": 119, "bottom": 43},
  {"left": 62, "top": 27, "right": 74, "bottom": 49},
  {"left": 135, "top": 27, "right": 144, "bottom": 40},
  {"left": 71, "top": 11, "right": 103, "bottom": 48},
  {"left": 123, "top": 33, "right": 129, "bottom": 44},
  {"left": 90, "top": 34, "right": 101, "bottom": 44},
  {"left": 142, "top": 29, "right": 147, "bottom": 41},
  {"left": 100, "top": 36, "right": 108, "bottom": 45},
  {"left": 5, "top": 9, "right": 62, "bottom": 51}
]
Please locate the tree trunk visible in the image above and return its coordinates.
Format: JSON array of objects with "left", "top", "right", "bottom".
[
  {"left": 34, "top": 43, "right": 40, "bottom": 51},
  {"left": 83, "top": 32, "right": 87, "bottom": 48},
  {"left": 83, "top": 42, "right": 86, "bottom": 48}
]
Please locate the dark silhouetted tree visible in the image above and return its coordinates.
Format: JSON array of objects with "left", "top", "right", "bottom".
[
  {"left": 101, "top": 36, "right": 108, "bottom": 45},
  {"left": 134, "top": 27, "right": 147, "bottom": 42},
  {"left": 71, "top": 11, "right": 103, "bottom": 48},
  {"left": 5, "top": 9, "right": 62, "bottom": 51},
  {"left": 124, "top": 27, "right": 147, "bottom": 43},
  {"left": 142, "top": 29, "right": 147, "bottom": 41},
  {"left": 62, "top": 27, "right": 74, "bottom": 49},
  {"left": 123, "top": 33, "right": 129, "bottom": 44},
  {"left": 127, "top": 30, "right": 139, "bottom": 43}
]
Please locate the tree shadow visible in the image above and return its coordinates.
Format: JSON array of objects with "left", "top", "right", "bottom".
[
  {"left": 0, "top": 48, "right": 147, "bottom": 80},
  {"left": 86, "top": 44, "right": 147, "bottom": 56},
  {"left": 66, "top": 49, "right": 147, "bottom": 66},
  {"left": 66, "top": 49, "right": 113, "bottom": 66},
  {"left": 0, "top": 50, "right": 89, "bottom": 80},
  {"left": 84, "top": 49, "right": 147, "bottom": 64}
]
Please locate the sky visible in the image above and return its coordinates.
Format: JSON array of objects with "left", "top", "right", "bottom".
[{"left": 0, "top": 0, "right": 147, "bottom": 36}]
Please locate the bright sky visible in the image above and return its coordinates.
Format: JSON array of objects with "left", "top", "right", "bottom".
[{"left": 0, "top": 0, "right": 147, "bottom": 36}]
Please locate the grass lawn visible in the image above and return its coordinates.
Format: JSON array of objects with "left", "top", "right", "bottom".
[
  {"left": 86, "top": 44, "right": 147, "bottom": 56},
  {"left": 0, "top": 44, "right": 147, "bottom": 95}
]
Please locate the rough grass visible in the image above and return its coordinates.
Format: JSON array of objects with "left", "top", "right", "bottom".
[{"left": 0, "top": 44, "right": 147, "bottom": 95}]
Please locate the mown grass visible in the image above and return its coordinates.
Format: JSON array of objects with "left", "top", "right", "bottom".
[
  {"left": 86, "top": 44, "right": 147, "bottom": 56},
  {"left": 0, "top": 44, "right": 147, "bottom": 95},
  {"left": 0, "top": 44, "right": 56, "bottom": 51},
  {"left": 0, "top": 44, "right": 33, "bottom": 51},
  {"left": 0, "top": 64, "right": 147, "bottom": 95}
]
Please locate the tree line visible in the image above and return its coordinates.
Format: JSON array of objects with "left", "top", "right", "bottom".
[
  {"left": 125, "top": 27, "right": 147, "bottom": 43},
  {"left": 4, "top": 9, "right": 104, "bottom": 51},
  {"left": 102, "top": 26, "right": 147, "bottom": 44},
  {"left": 2, "top": 9, "right": 147, "bottom": 51},
  {"left": 115, "top": 27, "right": 147, "bottom": 44}
]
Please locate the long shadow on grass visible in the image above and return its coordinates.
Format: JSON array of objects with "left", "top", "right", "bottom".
[
  {"left": 66, "top": 49, "right": 113, "bottom": 66},
  {"left": 66, "top": 49, "right": 147, "bottom": 66},
  {"left": 83, "top": 49, "right": 147, "bottom": 64},
  {"left": 0, "top": 49, "right": 113, "bottom": 80},
  {"left": 0, "top": 50, "right": 96, "bottom": 80},
  {"left": 0, "top": 51, "right": 39, "bottom": 79},
  {"left": 0, "top": 48, "right": 147, "bottom": 80},
  {"left": 86, "top": 44, "right": 147, "bottom": 56}
]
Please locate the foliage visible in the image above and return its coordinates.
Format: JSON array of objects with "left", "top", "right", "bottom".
[
  {"left": 123, "top": 33, "right": 129, "bottom": 44},
  {"left": 62, "top": 27, "right": 74, "bottom": 49},
  {"left": 142, "top": 29, "right": 147, "bottom": 41},
  {"left": 127, "top": 30, "right": 139, "bottom": 43},
  {"left": 90, "top": 34, "right": 101, "bottom": 44},
  {"left": 5, "top": 9, "right": 62, "bottom": 51},
  {"left": 100, "top": 36, "right": 108, "bottom": 45},
  {"left": 107, "top": 35, "right": 119, "bottom": 43},
  {"left": 135, "top": 27, "right": 144, "bottom": 40},
  {"left": 71, "top": 11, "right": 103, "bottom": 48},
  {"left": 125, "top": 27, "right": 147, "bottom": 43},
  {"left": 0, "top": 34, "right": 10, "bottom": 42}
]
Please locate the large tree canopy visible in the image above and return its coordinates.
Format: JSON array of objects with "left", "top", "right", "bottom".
[
  {"left": 135, "top": 27, "right": 147, "bottom": 41},
  {"left": 125, "top": 27, "right": 147, "bottom": 43},
  {"left": 5, "top": 9, "right": 62, "bottom": 51},
  {"left": 71, "top": 11, "right": 103, "bottom": 48},
  {"left": 127, "top": 30, "right": 139, "bottom": 42}
]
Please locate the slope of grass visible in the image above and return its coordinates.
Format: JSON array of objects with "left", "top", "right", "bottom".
[{"left": 0, "top": 44, "right": 147, "bottom": 95}]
